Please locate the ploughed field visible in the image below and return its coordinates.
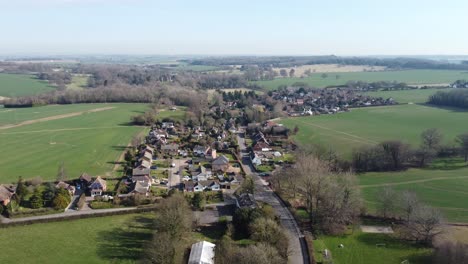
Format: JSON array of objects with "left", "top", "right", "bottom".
[
  {"left": 0, "top": 73, "right": 55, "bottom": 97},
  {"left": 254, "top": 69, "right": 468, "bottom": 90},
  {"left": 0, "top": 103, "right": 149, "bottom": 182}
]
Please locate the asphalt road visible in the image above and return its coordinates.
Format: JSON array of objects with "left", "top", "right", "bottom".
[{"left": 236, "top": 131, "right": 309, "bottom": 264}]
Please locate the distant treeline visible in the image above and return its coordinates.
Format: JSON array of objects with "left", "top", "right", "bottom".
[
  {"left": 1, "top": 84, "right": 207, "bottom": 108},
  {"left": 429, "top": 89, "right": 468, "bottom": 108},
  {"left": 186, "top": 55, "right": 468, "bottom": 70}
]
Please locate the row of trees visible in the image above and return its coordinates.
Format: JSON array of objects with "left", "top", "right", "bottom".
[
  {"left": 271, "top": 152, "right": 362, "bottom": 234},
  {"left": 352, "top": 128, "right": 468, "bottom": 172},
  {"left": 429, "top": 89, "right": 468, "bottom": 109},
  {"left": 142, "top": 192, "right": 193, "bottom": 264}
]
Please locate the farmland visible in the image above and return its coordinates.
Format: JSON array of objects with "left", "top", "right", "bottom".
[
  {"left": 360, "top": 162, "right": 468, "bottom": 222},
  {"left": 273, "top": 64, "right": 387, "bottom": 75},
  {"left": 364, "top": 88, "right": 454, "bottom": 104},
  {"left": 253, "top": 69, "right": 468, "bottom": 90},
  {"left": 0, "top": 103, "right": 151, "bottom": 182},
  {"left": 0, "top": 73, "right": 55, "bottom": 97},
  {"left": 314, "top": 231, "right": 432, "bottom": 264},
  {"left": 280, "top": 104, "right": 468, "bottom": 158},
  {"left": 0, "top": 213, "right": 154, "bottom": 264}
]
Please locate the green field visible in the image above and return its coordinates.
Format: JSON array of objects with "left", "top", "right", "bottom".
[
  {"left": 0, "top": 73, "right": 55, "bottom": 97},
  {"left": 0, "top": 213, "right": 153, "bottom": 264},
  {"left": 364, "top": 88, "right": 454, "bottom": 104},
  {"left": 314, "top": 231, "right": 432, "bottom": 264},
  {"left": 0, "top": 103, "right": 150, "bottom": 183},
  {"left": 66, "top": 74, "right": 89, "bottom": 90},
  {"left": 254, "top": 70, "right": 467, "bottom": 90},
  {"left": 280, "top": 104, "right": 468, "bottom": 158},
  {"left": 359, "top": 161, "right": 468, "bottom": 222}
]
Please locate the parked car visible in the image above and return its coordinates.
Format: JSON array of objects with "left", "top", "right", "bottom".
[
  {"left": 150, "top": 165, "right": 158, "bottom": 170},
  {"left": 259, "top": 172, "right": 270, "bottom": 177}
]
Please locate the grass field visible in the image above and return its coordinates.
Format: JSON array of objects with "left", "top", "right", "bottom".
[
  {"left": 0, "top": 103, "right": 150, "bottom": 183},
  {"left": 359, "top": 160, "right": 468, "bottom": 222},
  {"left": 314, "top": 231, "right": 432, "bottom": 264},
  {"left": 280, "top": 104, "right": 468, "bottom": 158},
  {"left": 66, "top": 74, "right": 89, "bottom": 90},
  {"left": 254, "top": 70, "right": 468, "bottom": 90},
  {"left": 0, "top": 213, "right": 154, "bottom": 264},
  {"left": 0, "top": 73, "right": 55, "bottom": 97},
  {"left": 364, "top": 88, "right": 454, "bottom": 104}
]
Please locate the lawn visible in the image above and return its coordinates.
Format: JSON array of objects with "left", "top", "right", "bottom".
[
  {"left": 0, "top": 103, "right": 149, "bottom": 183},
  {"left": 314, "top": 231, "right": 432, "bottom": 264},
  {"left": 280, "top": 104, "right": 468, "bottom": 158},
  {"left": 359, "top": 162, "right": 468, "bottom": 222},
  {"left": 254, "top": 69, "right": 468, "bottom": 90},
  {"left": 364, "top": 88, "right": 455, "bottom": 104},
  {"left": 0, "top": 213, "right": 154, "bottom": 264},
  {"left": 0, "top": 73, "right": 55, "bottom": 97},
  {"left": 158, "top": 107, "right": 187, "bottom": 122}
]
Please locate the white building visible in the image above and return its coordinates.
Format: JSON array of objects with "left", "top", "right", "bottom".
[{"left": 188, "top": 241, "right": 215, "bottom": 264}]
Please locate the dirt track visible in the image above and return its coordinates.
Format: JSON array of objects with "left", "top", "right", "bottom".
[{"left": 0, "top": 107, "right": 115, "bottom": 130}]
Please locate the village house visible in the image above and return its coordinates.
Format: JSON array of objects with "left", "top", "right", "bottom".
[
  {"left": 77, "top": 173, "right": 93, "bottom": 191},
  {"left": 89, "top": 176, "right": 107, "bottom": 197},
  {"left": 212, "top": 155, "right": 230, "bottom": 172},
  {"left": 136, "top": 159, "right": 151, "bottom": 169},
  {"left": 162, "top": 122, "right": 174, "bottom": 129},
  {"left": 56, "top": 181, "right": 76, "bottom": 195},
  {"left": 183, "top": 181, "right": 195, "bottom": 192},
  {"left": 0, "top": 184, "right": 15, "bottom": 206},
  {"left": 252, "top": 141, "right": 271, "bottom": 152},
  {"left": 161, "top": 143, "right": 179, "bottom": 155},
  {"left": 130, "top": 181, "right": 150, "bottom": 196},
  {"left": 193, "top": 145, "right": 211, "bottom": 156},
  {"left": 131, "top": 168, "right": 152, "bottom": 184}
]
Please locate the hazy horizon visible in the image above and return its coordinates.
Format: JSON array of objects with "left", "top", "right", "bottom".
[{"left": 1, "top": 0, "right": 468, "bottom": 56}]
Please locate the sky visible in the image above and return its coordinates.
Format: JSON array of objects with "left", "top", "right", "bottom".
[{"left": 0, "top": 0, "right": 467, "bottom": 56}]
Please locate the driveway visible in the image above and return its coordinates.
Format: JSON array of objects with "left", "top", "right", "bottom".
[
  {"left": 168, "top": 158, "right": 188, "bottom": 189},
  {"left": 237, "top": 130, "right": 309, "bottom": 264}
]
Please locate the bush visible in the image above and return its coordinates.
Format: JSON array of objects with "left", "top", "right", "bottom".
[
  {"left": 89, "top": 201, "right": 114, "bottom": 209},
  {"left": 52, "top": 194, "right": 70, "bottom": 210}
]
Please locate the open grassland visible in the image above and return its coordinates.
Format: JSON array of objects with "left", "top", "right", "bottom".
[
  {"left": 364, "top": 88, "right": 454, "bottom": 104},
  {"left": 0, "top": 73, "right": 55, "bottom": 97},
  {"left": 359, "top": 161, "right": 468, "bottom": 222},
  {"left": 274, "top": 64, "right": 387, "bottom": 76},
  {"left": 0, "top": 213, "right": 154, "bottom": 264},
  {"left": 254, "top": 70, "right": 468, "bottom": 90},
  {"left": 0, "top": 103, "right": 150, "bottom": 183},
  {"left": 280, "top": 104, "right": 468, "bottom": 158},
  {"left": 66, "top": 74, "right": 89, "bottom": 90},
  {"left": 314, "top": 231, "right": 432, "bottom": 264}
]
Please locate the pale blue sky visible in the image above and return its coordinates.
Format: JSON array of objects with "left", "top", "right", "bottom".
[{"left": 1, "top": 0, "right": 467, "bottom": 55}]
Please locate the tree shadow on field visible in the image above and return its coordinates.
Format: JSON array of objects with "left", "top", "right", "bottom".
[
  {"left": 419, "top": 103, "right": 468, "bottom": 113},
  {"left": 96, "top": 215, "right": 154, "bottom": 262},
  {"left": 111, "top": 145, "right": 132, "bottom": 151},
  {"left": 424, "top": 158, "right": 468, "bottom": 171}
]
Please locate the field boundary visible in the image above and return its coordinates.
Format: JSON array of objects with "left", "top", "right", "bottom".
[
  {"left": 0, "top": 106, "right": 115, "bottom": 130},
  {"left": 359, "top": 175, "right": 468, "bottom": 188}
]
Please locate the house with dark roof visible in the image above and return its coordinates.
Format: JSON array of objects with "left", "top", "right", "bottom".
[
  {"left": 161, "top": 143, "right": 179, "bottom": 155},
  {"left": 212, "top": 155, "right": 230, "bottom": 172},
  {"left": 56, "top": 181, "right": 76, "bottom": 195},
  {"left": 89, "top": 176, "right": 107, "bottom": 197},
  {"left": 235, "top": 193, "right": 257, "bottom": 209}
]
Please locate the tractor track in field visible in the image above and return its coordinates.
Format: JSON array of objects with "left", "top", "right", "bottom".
[
  {"left": 293, "top": 119, "right": 378, "bottom": 145},
  {"left": 359, "top": 175, "right": 468, "bottom": 188},
  {"left": 0, "top": 126, "right": 143, "bottom": 135},
  {"left": 0, "top": 107, "right": 115, "bottom": 130}
]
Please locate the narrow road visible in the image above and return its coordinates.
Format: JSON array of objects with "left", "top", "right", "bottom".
[{"left": 236, "top": 130, "right": 309, "bottom": 264}]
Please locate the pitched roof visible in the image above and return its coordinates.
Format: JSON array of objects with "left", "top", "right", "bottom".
[
  {"left": 161, "top": 144, "right": 179, "bottom": 151},
  {"left": 132, "top": 168, "right": 151, "bottom": 176},
  {"left": 0, "top": 184, "right": 14, "bottom": 202},
  {"left": 90, "top": 176, "right": 107, "bottom": 190},
  {"left": 131, "top": 181, "right": 149, "bottom": 194},
  {"left": 80, "top": 173, "right": 92, "bottom": 182},
  {"left": 188, "top": 241, "right": 215, "bottom": 264},
  {"left": 212, "top": 155, "right": 229, "bottom": 165}
]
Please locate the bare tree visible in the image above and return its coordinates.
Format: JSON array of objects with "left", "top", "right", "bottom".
[
  {"left": 456, "top": 133, "right": 468, "bottom": 162},
  {"left": 377, "top": 186, "right": 398, "bottom": 218},
  {"left": 422, "top": 128, "right": 443, "bottom": 149},
  {"left": 398, "top": 190, "right": 420, "bottom": 222},
  {"left": 289, "top": 68, "right": 295, "bottom": 77},
  {"left": 401, "top": 205, "right": 444, "bottom": 246},
  {"left": 279, "top": 69, "right": 288, "bottom": 77}
]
